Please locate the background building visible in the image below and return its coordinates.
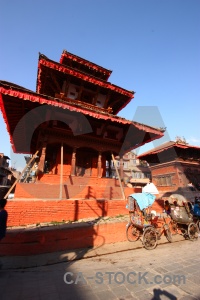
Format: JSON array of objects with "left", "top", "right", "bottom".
[
  {"left": 107, "top": 151, "right": 151, "bottom": 187},
  {"left": 138, "top": 138, "right": 200, "bottom": 202}
]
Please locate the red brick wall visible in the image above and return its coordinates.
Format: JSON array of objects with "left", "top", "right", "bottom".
[
  {"left": 6, "top": 199, "right": 128, "bottom": 227},
  {"left": 6, "top": 196, "right": 164, "bottom": 227}
]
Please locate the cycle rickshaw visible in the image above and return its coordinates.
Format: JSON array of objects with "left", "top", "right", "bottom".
[
  {"left": 165, "top": 194, "right": 199, "bottom": 241},
  {"left": 126, "top": 193, "right": 172, "bottom": 250}
]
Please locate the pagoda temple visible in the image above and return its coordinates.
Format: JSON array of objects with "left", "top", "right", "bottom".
[
  {"left": 0, "top": 50, "right": 164, "bottom": 181},
  {"left": 0, "top": 51, "right": 164, "bottom": 226}
]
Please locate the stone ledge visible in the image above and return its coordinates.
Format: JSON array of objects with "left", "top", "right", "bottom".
[{"left": 0, "top": 216, "right": 130, "bottom": 256}]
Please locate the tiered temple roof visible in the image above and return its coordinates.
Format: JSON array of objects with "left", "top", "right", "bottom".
[
  {"left": 137, "top": 141, "right": 200, "bottom": 164},
  {"left": 36, "top": 52, "right": 134, "bottom": 115},
  {"left": 0, "top": 50, "right": 165, "bottom": 156}
]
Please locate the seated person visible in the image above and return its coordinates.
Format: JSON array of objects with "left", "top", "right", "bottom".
[
  {"left": 164, "top": 200, "right": 171, "bottom": 215},
  {"left": 193, "top": 200, "right": 200, "bottom": 217}
]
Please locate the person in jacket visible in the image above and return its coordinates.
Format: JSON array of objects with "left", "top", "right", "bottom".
[
  {"left": 0, "top": 198, "right": 8, "bottom": 241},
  {"left": 0, "top": 198, "right": 8, "bottom": 269}
]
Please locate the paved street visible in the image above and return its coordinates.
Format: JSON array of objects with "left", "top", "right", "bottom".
[{"left": 0, "top": 237, "right": 200, "bottom": 300}]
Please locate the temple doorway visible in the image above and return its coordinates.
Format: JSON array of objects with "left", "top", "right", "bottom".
[
  {"left": 76, "top": 148, "right": 96, "bottom": 176},
  {"left": 45, "top": 143, "right": 72, "bottom": 175}
]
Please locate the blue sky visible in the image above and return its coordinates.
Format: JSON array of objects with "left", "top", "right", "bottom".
[{"left": 0, "top": 0, "right": 200, "bottom": 170}]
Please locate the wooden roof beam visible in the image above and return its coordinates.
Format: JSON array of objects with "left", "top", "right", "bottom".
[{"left": 50, "top": 71, "right": 62, "bottom": 94}]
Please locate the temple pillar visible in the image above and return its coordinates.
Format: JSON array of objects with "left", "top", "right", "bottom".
[
  {"left": 37, "top": 142, "right": 47, "bottom": 173},
  {"left": 71, "top": 147, "right": 77, "bottom": 176},
  {"left": 119, "top": 156, "right": 124, "bottom": 179},
  {"left": 108, "top": 159, "right": 112, "bottom": 178},
  {"left": 97, "top": 152, "right": 102, "bottom": 178},
  {"left": 59, "top": 142, "right": 63, "bottom": 199}
]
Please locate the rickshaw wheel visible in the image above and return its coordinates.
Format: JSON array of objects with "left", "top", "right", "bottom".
[
  {"left": 164, "top": 225, "right": 173, "bottom": 243},
  {"left": 188, "top": 222, "right": 199, "bottom": 241},
  {"left": 169, "top": 220, "right": 178, "bottom": 235},
  {"left": 142, "top": 227, "right": 157, "bottom": 250},
  {"left": 126, "top": 223, "right": 140, "bottom": 242}
]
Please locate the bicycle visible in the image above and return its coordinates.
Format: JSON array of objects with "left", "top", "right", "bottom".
[{"left": 126, "top": 196, "right": 172, "bottom": 250}]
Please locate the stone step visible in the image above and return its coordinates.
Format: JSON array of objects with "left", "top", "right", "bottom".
[
  {"left": 37, "top": 174, "right": 121, "bottom": 187},
  {"left": 14, "top": 182, "right": 125, "bottom": 200}
]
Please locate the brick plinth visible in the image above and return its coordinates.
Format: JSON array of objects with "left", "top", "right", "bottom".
[
  {"left": 0, "top": 221, "right": 129, "bottom": 256},
  {"left": 1, "top": 197, "right": 165, "bottom": 256},
  {"left": 1, "top": 198, "right": 164, "bottom": 257},
  {"left": 3, "top": 176, "right": 165, "bottom": 256}
]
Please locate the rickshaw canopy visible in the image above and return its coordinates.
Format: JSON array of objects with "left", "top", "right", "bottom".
[
  {"left": 168, "top": 194, "right": 188, "bottom": 206},
  {"left": 129, "top": 193, "right": 156, "bottom": 210}
]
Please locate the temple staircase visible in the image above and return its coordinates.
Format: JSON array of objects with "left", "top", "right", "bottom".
[{"left": 14, "top": 175, "right": 127, "bottom": 200}]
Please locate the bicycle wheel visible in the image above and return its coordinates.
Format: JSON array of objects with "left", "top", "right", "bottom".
[
  {"left": 188, "top": 222, "right": 199, "bottom": 241},
  {"left": 142, "top": 226, "right": 157, "bottom": 250},
  {"left": 126, "top": 223, "right": 140, "bottom": 242}
]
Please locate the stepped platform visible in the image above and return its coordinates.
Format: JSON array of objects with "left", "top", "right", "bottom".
[
  {"left": 7, "top": 175, "right": 163, "bottom": 228},
  {"left": 14, "top": 176, "right": 128, "bottom": 200}
]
